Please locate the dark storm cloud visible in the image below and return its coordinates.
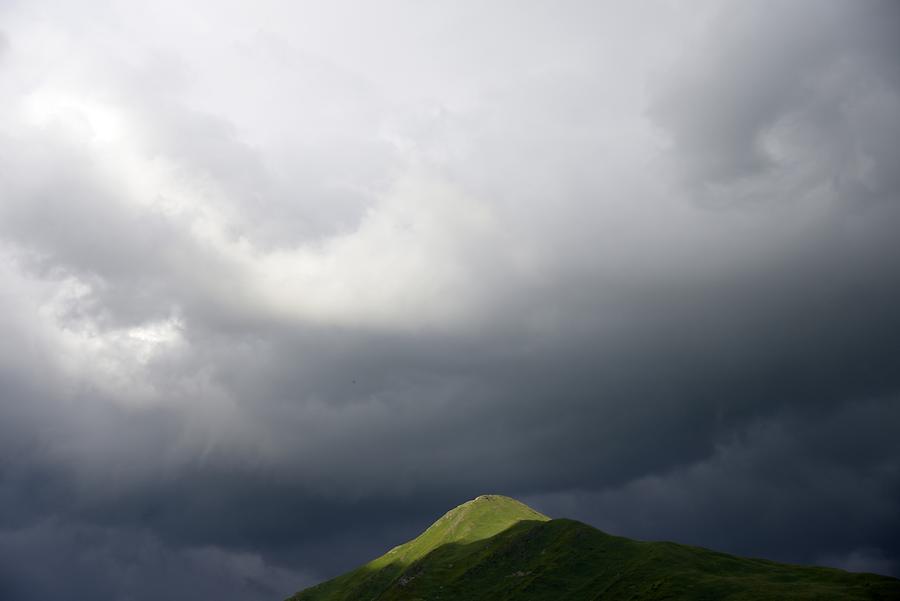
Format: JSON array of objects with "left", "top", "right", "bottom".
[
  {"left": 0, "top": 1, "right": 899, "bottom": 599},
  {"left": 524, "top": 395, "right": 900, "bottom": 565},
  {"left": 0, "top": 519, "right": 312, "bottom": 601}
]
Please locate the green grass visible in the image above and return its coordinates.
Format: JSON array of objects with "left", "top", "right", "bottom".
[{"left": 286, "top": 495, "right": 900, "bottom": 601}]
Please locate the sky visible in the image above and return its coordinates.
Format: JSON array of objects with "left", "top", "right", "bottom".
[{"left": 1, "top": 0, "right": 899, "bottom": 598}]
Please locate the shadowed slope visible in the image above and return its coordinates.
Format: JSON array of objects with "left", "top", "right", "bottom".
[{"left": 286, "top": 496, "right": 900, "bottom": 601}]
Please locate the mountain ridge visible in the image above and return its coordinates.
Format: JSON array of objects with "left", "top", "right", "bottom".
[{"left": 286, "top": 495, "right": 900, "bottom": 601}]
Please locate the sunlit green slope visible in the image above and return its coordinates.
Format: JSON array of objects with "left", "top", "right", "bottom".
[{"left": 286, "top": 494, "right": 900, "bottom": 601}]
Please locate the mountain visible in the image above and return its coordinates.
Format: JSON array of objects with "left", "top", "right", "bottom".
[{"left": 285, "top": 494, "right": 900, "bottom": 601}]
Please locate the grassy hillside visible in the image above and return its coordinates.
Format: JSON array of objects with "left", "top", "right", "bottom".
[{"left": 286, "top": 495, "right": 900, "bottom": 601}]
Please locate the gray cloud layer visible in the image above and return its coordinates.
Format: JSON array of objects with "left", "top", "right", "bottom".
[{"left": 1, "top": 1, "right": 898, "bottom": 598}]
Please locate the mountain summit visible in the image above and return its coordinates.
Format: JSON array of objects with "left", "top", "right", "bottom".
[
  {"left": 286, "top": 495, "right": 899, "bottom": 601},
  {"left": 400, "top": 494, "right": 549, "bottom": 550}
]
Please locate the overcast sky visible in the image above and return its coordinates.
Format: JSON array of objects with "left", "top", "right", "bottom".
[{"left": 1, "top": 1, "right": 899, "bottom": 599}]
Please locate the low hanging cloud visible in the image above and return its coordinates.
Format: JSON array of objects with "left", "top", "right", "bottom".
[{"left": 0, "top": 1, "right": 898, "bottom": 599}]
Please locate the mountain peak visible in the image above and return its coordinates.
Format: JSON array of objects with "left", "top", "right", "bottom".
[
  {"left": 373, "top": 495, "right": 548, "bottom": 569},
  {"left": 449, "top": 493, "right": 543, "bottom": 516},
  {"left": 471, "top": 493, "right": 524, "bottom": 504},
  {"left": 424, "top": 494, "right": 549, "bottom": 544}
]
